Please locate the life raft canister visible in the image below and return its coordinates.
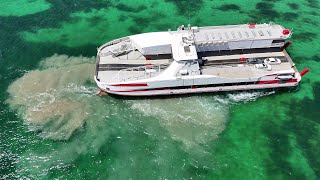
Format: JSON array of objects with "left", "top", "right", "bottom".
[
  {"left": 240, "top": 57, "right": 246, "bottom": 61},
  {"left": 249, "top": 23, "right": 255, "bottom": 28},
  {"left": 282, "top": 29, "right": 290, "bottom": 35}
]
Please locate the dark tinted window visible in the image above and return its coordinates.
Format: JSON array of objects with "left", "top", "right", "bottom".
[{"left": 272, "top": 40, "right": 285, "bottom": 43}]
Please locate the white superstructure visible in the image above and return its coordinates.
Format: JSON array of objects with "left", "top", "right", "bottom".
[{"left": 94, "top": 22, "right": 309, "bottom": 96}]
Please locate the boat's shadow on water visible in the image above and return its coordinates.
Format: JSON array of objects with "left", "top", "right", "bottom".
[{"left": 105, "top": 86, "right": 299, "bottom": 100}]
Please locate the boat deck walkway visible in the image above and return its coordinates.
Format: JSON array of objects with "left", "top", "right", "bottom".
[{"left": 96, "top": 49, "right": 297, "bottom": 84}]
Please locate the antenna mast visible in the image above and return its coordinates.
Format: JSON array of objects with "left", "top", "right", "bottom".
[{"left": 188, "top": 11, "right": 191, "bottom": 30}]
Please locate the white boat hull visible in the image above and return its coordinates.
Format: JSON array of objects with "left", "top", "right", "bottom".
[{"left": 98, "top": 81, "right": 299, "bottom": 96}]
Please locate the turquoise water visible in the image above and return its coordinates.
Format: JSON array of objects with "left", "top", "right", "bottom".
[{"left": 1, "top": 0, "right": 320, "bottom": 179}]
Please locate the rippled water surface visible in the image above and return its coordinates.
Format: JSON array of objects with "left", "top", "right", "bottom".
[{"left": 1, "top": 0, "right": 320, "bottom": 179}]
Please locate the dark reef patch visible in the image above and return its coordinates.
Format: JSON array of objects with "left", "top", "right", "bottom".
[
  {"left": 311, "top": 54, "right": 320, "bottom": 62},
  {"left": 0, "top": 0, "right": 111, "bottom": 62},
  {"left": 118, "top": 14, "right": 128, "bottom": 22},
  {"left": 287, "top": 55, "right": 303, "bottom": 64},
  {"left": 285, "top": 84, "right": 320, "bottom": 177},
  {"left": 213, "top": 4, "right": 244, "bottom": 15},
  {"left": 128, "top": 12, "right": 167, "bottom": 34},
  {"left": 0, "top": 0, "right": 111, "bottom": 54},
  {"left": 150, "top": 2, "right": 159, "bottom": 8},
  {"left": 256, "top": 2, "right": 271, "bottom": 9},
  {"left": 287, "top": 2, "right": 299, "bottom": 10},
  {"left": 293, "top": 32, "right": 317, "bottom": 41},
  {"left": 262, "top": 0, "right": 280, "bottom": 2},
  {"left": 281, "top": 12, "right": 299, "bottom": 21},
  {"left": 164, "top": 0, "right": 203, "bottom": 15},
  {"left": 306, "top": 0, "right": 320, "bottom": 9},
  {"left": 262, "top": 103, "right": 309, "bottom": 179},
  {"left": 115, "top": 3, "right": 147, "bottom": 13},
  {"left": 301, "top": 18, "right": 317, "bottom": 26},
  {"left": 193, "top": 18, "right": 205, "bottom": 27},
  {"left": 0, "top": 0, "right": 111, "bottom": 93},
  {"left": 0, "top": 149, "right": 19, "bottom": 178},
  {"left": 217, "top": 4, "right": 241, "bottom": 11},
  {"left": 27, "top": 0, "right": 110, "bottom": 31},
  {"left": 249, "top": 2, "right": 280, "bottom": 21},
  {"left": 129, "top": 16, "right": 151, "bottom": 34},
  {"left": 131, "top": 16, "right": 151, "bottom": 29},
  {"left": 185, "top": 163, "right": 210, "bottom": 178},
  {"left": 0, "top": 37, "right": 97, "bottom": 94},
  {"left": 88, "top": 15, "right": 105, "bottom": 26},
  {"left": 309, "top": 11, "right": 319, "bottom": 16},
  {"left": 128, "top": 25, "right": 143, "bottom": 34}
]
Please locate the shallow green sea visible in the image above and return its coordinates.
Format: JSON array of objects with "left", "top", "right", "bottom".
[{"left": 1, "top": 0, "right": 320, "bottom": 179}]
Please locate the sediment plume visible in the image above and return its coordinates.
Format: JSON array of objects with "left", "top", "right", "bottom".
[
  {"left": 6, "top": 54, "right": 275, "bottom": 177},
  {"left": 6, "top": 54, "right": 96, "bottom": 140}
]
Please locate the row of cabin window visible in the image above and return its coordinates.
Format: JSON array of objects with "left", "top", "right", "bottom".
[{"left": 169, "top": 81, "right": 258, "bottom": 90}]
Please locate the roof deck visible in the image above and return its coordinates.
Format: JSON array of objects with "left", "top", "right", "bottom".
[
  {"left": 194, "top": 23, "right": 291, "bottom": 43},
  {"left": 171, "top": 32, "right": 198, "bottom": 61}
]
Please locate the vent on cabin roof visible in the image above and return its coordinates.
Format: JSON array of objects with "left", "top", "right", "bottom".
[{"left": 184, "top": 45, "right": 191, "bottom": 53}]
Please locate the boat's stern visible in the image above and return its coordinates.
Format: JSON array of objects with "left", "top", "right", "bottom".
[{"left": 94, "top": 75, "right": 109, "bottom": 93}]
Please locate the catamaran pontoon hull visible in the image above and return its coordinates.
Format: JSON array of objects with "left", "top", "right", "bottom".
[{"left": 94, "top": 23, "right": 309, "bottom": 96}]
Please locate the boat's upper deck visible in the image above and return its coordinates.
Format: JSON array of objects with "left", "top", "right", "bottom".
[
  {"left": 95, "top": 49, "right": 298, "bottom": 84},
  {"left": 95, "top": 23, "right": 295, "bottom": 84},
  {"left": 194, "top": 23, "right": 290, "bottom": 43},
  {"left": 96, "top": 23, "right": 291, "bottom": 63}
]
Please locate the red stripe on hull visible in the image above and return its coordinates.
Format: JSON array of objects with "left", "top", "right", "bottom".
[
  {"left": 286, "top": 79, "right": 298, "bottom": 83},
  {"left": 257, "top": 79, "right": 297, "bottom": 84},
  {"left": 110, "top": 83, "right": 148, "bottom": 87},
  {"left": 256, "top": 80, "right": 280, "bottom": 84},
  {"left": 115, "top": 87, "right": 170, "bottom": 92}
]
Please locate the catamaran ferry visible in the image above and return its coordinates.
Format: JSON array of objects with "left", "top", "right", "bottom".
[{"left": 94, "top": 22, "right": 309, "bottom": 96}]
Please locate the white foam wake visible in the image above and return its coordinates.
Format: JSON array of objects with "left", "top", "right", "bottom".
[{"left": 128, "top": 91, "right": 274, "bottom": 149}]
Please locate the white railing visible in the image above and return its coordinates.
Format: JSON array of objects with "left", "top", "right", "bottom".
[
  {"left": 112, "top": 64, "right": 167, "bottom": 83},
  {"left": 97, "top": 37, "right": 130, "bottom": 52}
]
